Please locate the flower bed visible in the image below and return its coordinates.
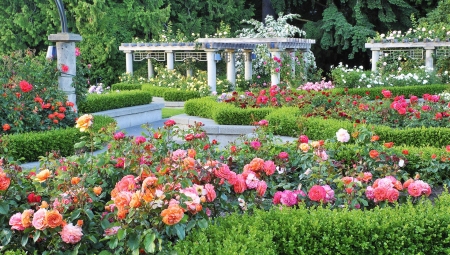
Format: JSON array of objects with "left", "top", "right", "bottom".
[{"left": 1, "top": 116, "right": 449, "bottom": 253}]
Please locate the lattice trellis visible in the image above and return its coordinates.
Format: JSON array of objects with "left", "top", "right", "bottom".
[
  {"left": 436, "top": 47, "right": 450, "bottom": 58},
  {"left": 175, "top": 52, "right": 207, "bottom": 62},
  {"left": 380, "top": 48, "right": 424, "bottom": 60},
  {"left": 133, "top": 51, "right": 166, "bottom": 61}
]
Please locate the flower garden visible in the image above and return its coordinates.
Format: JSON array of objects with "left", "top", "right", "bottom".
[{"left": 2, "top": 12, "right": 450, "bottom": 255}]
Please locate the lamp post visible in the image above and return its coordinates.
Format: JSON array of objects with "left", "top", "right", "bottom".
[{"left": 48, "top": 0, "right": 82, "bottom": 110}]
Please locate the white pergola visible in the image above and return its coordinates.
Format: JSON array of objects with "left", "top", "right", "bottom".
[
  {"left": 119, "top": 38, "right": 315, "bottom": 92},
  {"left": 365, "top": 40, "right": 450, "bottom": 72}
]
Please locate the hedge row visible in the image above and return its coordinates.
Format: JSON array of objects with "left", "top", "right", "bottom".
[
  {"left": 78, "top": 91, "right": 153, "bottom": 113},
  {"left": 174, "top": 193, "right": 450, "bottom": 254},
  {"left": 331, "top": 84, "right": 449, "bottom": 100},
  {"left": 3, "top": 115, "right": 115, "bottom": 162},
  {"left": 110, "top": 83, "right": 142, "bottom": 91},
  {"left": 265, "top": 107, "right": 450, "bottom": 148}
]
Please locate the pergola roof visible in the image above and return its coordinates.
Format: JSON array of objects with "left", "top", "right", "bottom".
[{"left": 119, "top": 37, "right": 316, "bottom": 52}]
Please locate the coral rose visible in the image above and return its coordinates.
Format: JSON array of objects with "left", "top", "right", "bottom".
[
  {"left": 161, "top": 205, "right": 184, "bottom": 225},
  {"left": 60, "top": 223, "right": 83, "bottom": 244},
  {"left": 93, "top": 186, "right": 102, "bottom": 196},
  {"left": 263, "top": 160, "right": 276, "bottom": 176},
  {"left": 233, "top": 174, "right": 247, "bottom": 194},
  {"left": 45, "top": 210, "right": 63, "bottom": 228},
  {"left": 308, "top": 185, "right": 326, "bottom": 202},
  {"left": 0, "top": 171, "right": 11, "bottom": 190},
  {"left": 369, "top": 150, "right": 379, "bottom": 159},
  {"left": 71, "top": 177, "right": 81, "bottom": 185},
  {"left": 2, "top": 123, "right": 11, "bottom": 132},
  {"left": 299, "top": 143, "right": 310, "bottom": 152},
  {"left": 386, "top": 188, "right": 399, "bottom": 203},
  {"left": 204, "top": 184, "right": 216, "bottom": 202},
  {"left": 256, "top": 181, "right": 267, "bottom": 197},
  {"left": 373, "top": 187, "right": 388, "bottom": 202},
  {"left": 75, "top": 114, "right": 93, "bottom": 132},
  {"left": 35, "top": 169, "right": 51, "bottom": 182}
]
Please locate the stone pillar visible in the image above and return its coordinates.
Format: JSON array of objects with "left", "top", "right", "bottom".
[
  {"left": 286, "top": 49, "right": 295, "bottom": 78},
  {"left": 425, "top": 46, "right": 435, "bottom": 72},
  {"left": 205, "top": 49, "right": 217, "bottom": 93},
  {"left": 147, "top": 58, "right": 154, "bottom": 79},
  {"left": 243, "top": 49, "right": 252, "bottom": 81},
  {"left": 186, "top": 69, "right": 193, "bottom": 77},
  {"left": 166, "top": 50, "right": 174, "bottom": 70},
  {"left": 48, "top": 33, "right": 82, "bottom": 110},
  {"left": 269, "top": 49, "right": 281, "bottom": 85},
  {"left": 225, "top": 49, "right": 236, "bottom": 86},
  {"left": 124, "top": 50, "right": 133, "bottom": 74},
  {"left": 371, "top": 48, "right": 380, "bottom": 72}
]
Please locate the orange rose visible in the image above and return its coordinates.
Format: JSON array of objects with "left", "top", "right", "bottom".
[
  {"left": 35, "top": 169, "right": 51, "bottom": 182},
  {"left": 40, "top": 201, "right": 49, "bottom": 209},
  {"left": 45, "top": 210, "right": 63, "bottom": 228},
  {"left": 369, "top": 150, "right": 379, "bottom": 159},
  {"left": 384, "top": 142, "right": 394, "bottom": 148},
  {"left": 77, "top": 220, "right": 84, "bottom": 227},
  {"left": 71, "top": 177, "right": 81, "bottom": 185},
  {"left": 93, "top": 186, "right": 102, "bottom": 196},
  {"left": 248, "top": 158, "right": 264, "bottom": 172},
  {"left": 161, "top": 205, "right": 184, "bottom": 225},
  {"left": 129, "top": 191, "right": 142, "bottom": 208},
  {"left": 75, "top": 114, "right": 93, "bottom": 132},
  {"left": 2, "top": 123, "right": 11, "bottom": 131},
  {"left": 403, "top": 178, "right": 414, "bottom": 189},
  {"left": 370, "top": 135, "right": 379, "bottom": 142},
  {"left": 187, "top": 149, "right": 196, "bottom": 158}
]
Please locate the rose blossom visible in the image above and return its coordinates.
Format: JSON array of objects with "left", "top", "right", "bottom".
[
  {"left": 204, "top": 184, "right": 216, "bottom": 202},
  {"left": 161, "top": 204, "right": 184, "bottom": 225},
  {"left": 9, "top": 212, "right": 25, "bottom": 231},
  {"left": 21, "top": 209, "right": 34, "bottom": 228},
  {"left": 308, "top": 185, "right": 326, "bottom": 202},
  {"left": 75, "top": 114, "right": 93, "bottom": 132},
  {"left": 256, "top": 181, "right": 267, "bottom": 197},
  {"left": 32, "top": 208, "right": 47, "bottom": 230},
  {"left": 336, "top": 128, "right": 350, "bottom": 143},
  {"left": 263, "top": 160, "right": 276, "bottom": 175},
  {"left": 113, "top": 132, "right": 126, "bottom": 140},
  {"left": 104, "top": 226, "right": 121, "bottom": 236},
  {"left": 60, "top": 223, "right": 83, "bottom": 244}
]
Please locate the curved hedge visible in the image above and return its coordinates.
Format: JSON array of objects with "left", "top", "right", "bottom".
[
  {"left": 3, "top": 115, "right": 115, "bottom": 162},
  {"left": 174, "top": 193, "right": 450, "bottom": 254}
]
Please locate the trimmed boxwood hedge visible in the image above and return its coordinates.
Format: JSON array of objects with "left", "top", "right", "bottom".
[
  {"left": 174, "top": 193, "right": 450, "bottom": 254},
  {"left": 78, "top": 90, "right": 153, "bottom": 113},
  {"left": 111, "top": 83, "right": 142, "bottom": 91},
  {"left": 3, "top": 115, "right": 115, "bottom": 162}
]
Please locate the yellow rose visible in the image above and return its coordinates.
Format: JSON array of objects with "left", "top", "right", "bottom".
[
  {"left": 299, "top": 143, "right": 310, "bottom": 152},
  {"left": 75, "top": 114, "right": 93, "bottom": 132}
]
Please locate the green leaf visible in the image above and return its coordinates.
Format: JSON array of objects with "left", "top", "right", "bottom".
[
  {"left": 98, "top": 251, "right": 113, "bottom": 255},
  {"left": 1, "top": 229, "right": 12, "bottom": 245},
  {"left": 108, "top": 237, "right": 118, "bottom": 249},
  {"left": 21, "top": 235, "right": 28, "bottom": 247},
  {"left": 117, "top": 228, "right": 126, "bottom": 241},
  {"left": 71, "top": 209, "right": 82, "bottom": 220},
  {"left": 101, "top": 218, "right": 111, "bottom": 229},
  {"left": 85, "top": 209, "right": 94, "bottom": 220},
  {"left": 144, "top": 232, "right": 156, "bottom": 253},
  {"left": 0, "top": 201, "right": 10, "bottom": 214},
  {"left": 74, "top": 141, "right": 87, "bottom": 149},
  {"left": 197, "top": 219, "right": 208, "bottom": 229},
  {"left": 127, "top": 232, "right": 140, "bottom": 251},
  {"left": 174, "top": 224, "right": 185, "bottom": 240},
  {"left": 33, "top": 230, "right": 41, "bottom": 243}
]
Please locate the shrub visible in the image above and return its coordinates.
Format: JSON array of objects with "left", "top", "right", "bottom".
[
  {"left": 163, "top": 90, "right": 201, "bottom": 101},
  {"left": 214, "top": 107, "right": 274, "bottom": 125},
  {"left": 184, "top": 97, "right": 219, "bottom": 118},
  {"left": 110, "top": 83, "right": 142, "bottom": 91},
  {"left": 174, "top": 194, "right": 450, "bottom": 254},
  {"left": 2, "top": 115, "right": 115, "bottom": 162},
  {"left": 77, "top": 91, "right": 153, "bottom": 113}
]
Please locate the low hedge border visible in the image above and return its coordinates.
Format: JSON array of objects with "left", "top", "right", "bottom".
[
  {"left": 174, "top": 193, "right": 450, "bottom": 254},
  {"left": 78, "top": 90, "right": 153, "bottom": 113},
  {"left": 3, "top": 115, "right": 115, "bottom": 162},
  {"left": 110, "top": 83, "right": 142, "bottom": 91}
]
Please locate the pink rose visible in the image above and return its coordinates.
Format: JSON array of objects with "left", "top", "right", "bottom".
[
  {"left": 204, "top": 184, "right": 216, "bottom": 202},
  {"left": 308, "top": 185, "right": 326, "bottom": 202},
  {"left": 32, "top": 208, "right": 47, "bottom": 230},
  {"left": 365, "top": 186, "right": 375, "bottom": 200},
  {"left": 386, "top": 188, "right": 399, "bottom": 203},
  {"left": 9, "top": 212, "right": 25, "bottom": 231},
  {"left": 263, "top": 160, "right": 276, "bottom": 176},
  {"left": 280, "top": 190, "right": 298, "bottom": 206},
  {"left": 60, "top": 223, "right": 83, "bottom": 244},
  {"left": 256, "top": 181, "right": 267, "bottom": 197}
]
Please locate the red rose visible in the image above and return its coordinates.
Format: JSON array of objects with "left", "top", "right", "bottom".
[
  {"left": 164, "top": 119, "right": 176, "bottom": 127},
  {"left": 381, "top": 89, "right": 391, "bottom": 98},
  {"left": 369, "top": 150, "right": 379, "bottom": 159},
  {"left": 402, "top": 150, "right": 409, "bottom": 155},
  {"left": 185, "top": 134, "right": 194, "bottom": 141},
  {"left": 61, "top": 64, "right": 69, "bottom": 72},
  {"left": 384, "top": 142, "right": 394, "bottom": 148},
  {"left": 153, "top": 132, "right": 162, "bottom": 139},
  {"left": 2, "top": 124, "right": 11, "bottom": 131},
  {"left": 298, "top": 135, "right": 309, "bottom": 144},
  {"left": 446, "top": 145, "right": 450, "bottom": 153},
  {"left": 19, "top": 80, "right": 33, "bottom": 92}
]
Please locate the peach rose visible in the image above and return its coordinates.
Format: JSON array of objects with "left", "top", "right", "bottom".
[
  {"left": 247, "top": 158, "right": 265, "bottom": 172},
  {"left": 75, "top": 114, "right": 93, "bottom": 132},
  {"left": 115, "top": 175, "right": 137, "bottom": 192},
  {"left": 71, "top": 177, "right": 81, "bottom": 185},
  {"left": 21, "top": 209, "right": 34, "bottom": 228},
  {"left": 299, "top": 143, "right": 310, "bottom": 152},
  {"left": 113, "top": 191, "right": 133, "bottom": 208},
  {"left": 93, "top": 186, "right": 102, "bottom": 196},
  {"left": 129, "top": 191, "right": 142, "bottom": 208},
  {"left": 204, "top": 184, "right": 216, "bottom": 202},
  {"left": 45, "top": 209, "right": 63, "bottom": 228},
  {"left": 161, "top": 205, "right": 184, "bottom": 225},
  {"left": 35, "top": 169, "right": 51, "bottom": 183}
]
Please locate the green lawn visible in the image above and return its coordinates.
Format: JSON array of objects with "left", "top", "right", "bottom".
[{"left": 162, "top": 108, "right": 185, "bottom": 118}]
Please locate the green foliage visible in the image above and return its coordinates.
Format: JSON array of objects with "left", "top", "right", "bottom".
[
  {"left": 163, "top": 90, "right": 201, "bottom": 101},
  {"left": 111, "top": 83, "right": 142, "bottom": 91},
  {"left": 184, "top": 97, "right": 219, "bottom": 118},
  {"left": 142, "top": 84, "right": 172, "bottom": 97},
  {"left": 2, "top": 115, "right": 115, "bottom": 162},
  {"left": 77, "top": 91, "right": 153, "bottom": 113},
  {"left": 214, "top": 107, "right": 275, "bottom": 125},
  {"left": 174, "top": 195, "right": 450, "bottom": 254}
]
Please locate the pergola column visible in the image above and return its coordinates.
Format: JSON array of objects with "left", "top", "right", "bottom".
[
  {"left": 243, "top": 49, "right": 253, "bottom": 80},
  {"left": 205, "top": 49, "right": 217, "bottom": 93},
  {"left": 425, "top": 46, "right": 435, "bottom": 72},
  {"left": 225, "top": 49, "right": 236, "bottom": 86},
  {"left": 286, "top": 49, "right": 296, "bottom": 78},
  {"left": 166, "top": 50, "right": 174, "bottom": 70},
  {"left": 371, "top": 48, "right": 380, "bottom": 72},
  {"left": 269, "top": 49, "right": 282, "bottom": 85},
  {"left": 125, "top": 50, "right": 133, "bottom": 74},
  {"left": 148, "top": 59, "right": 154, "bottom": 79}
]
